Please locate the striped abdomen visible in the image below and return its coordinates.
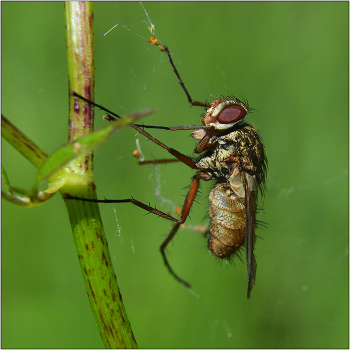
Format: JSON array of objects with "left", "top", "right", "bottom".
[{"left": 207, "top": 182, "right": 246, "bottom": 258}]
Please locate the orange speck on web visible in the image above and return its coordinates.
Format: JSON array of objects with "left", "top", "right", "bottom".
[
  {"left": 149, "top": 37, "right": 158, "bottom": 45},
  {"left": 132, "top": 150, "right": 140, "bottom": 158}
]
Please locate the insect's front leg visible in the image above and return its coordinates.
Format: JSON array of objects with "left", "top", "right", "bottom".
[
  {"left": 72, "top": 93, "right": 210, "bottom": 169},
  {"left": 130, "top": 123, "right": 198, "bottom": 169}
]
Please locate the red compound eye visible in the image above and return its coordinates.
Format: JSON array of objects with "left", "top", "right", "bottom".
[{"left": 217, "top": 105, "right": 247, "bottom": 124}]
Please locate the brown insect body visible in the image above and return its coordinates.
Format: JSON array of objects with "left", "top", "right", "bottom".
[
  {"left": 207, "top": 182, "right": 247, "bottom": 259},
  {"left": 192, "top": 97, "right": 266, "bottom": 295}
]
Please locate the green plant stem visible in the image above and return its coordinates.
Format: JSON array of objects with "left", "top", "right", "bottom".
[
  {"left": 1, "top": 114, "right": 48, "bottom": 169},
  {"left": 63, "top": 2, "right": 137, "bottom": 348}
]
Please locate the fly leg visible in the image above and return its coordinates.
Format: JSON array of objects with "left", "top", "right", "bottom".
[
  {"left": 72, "top": 92, "right": 208, "bottom": 169},
  {"left": 148, "top": 34, "right": 211, "bottom": 108},
  {"left": 160, "top": 171, "right": 212, "bottom": 288},
  {"left": 64, "top": 195, "right": 182, "bottom": 224}
]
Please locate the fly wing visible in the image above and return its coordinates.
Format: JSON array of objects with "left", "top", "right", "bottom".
[{"left": 239, "top": 167, "right": 258, "bottom": 299}]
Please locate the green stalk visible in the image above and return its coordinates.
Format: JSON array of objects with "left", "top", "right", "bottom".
[
  {"left": 1, "top": 114, "right": 48, "bottom": 169},
  {"left": 62, "top": 2, "right": 137, "bottom": 348}
]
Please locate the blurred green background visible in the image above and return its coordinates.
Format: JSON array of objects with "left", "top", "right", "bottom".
[{"left": 2, "top": 2, "right": 348, "bottom": 348}]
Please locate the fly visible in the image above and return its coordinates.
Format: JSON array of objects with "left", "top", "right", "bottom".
[{"left": 67, "top": 32, "right": 267, "bottom": 298}]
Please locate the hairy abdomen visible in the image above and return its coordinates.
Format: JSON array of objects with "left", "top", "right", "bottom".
[{"left": 207, "top": 182, "right": 246, "bottom": 258}]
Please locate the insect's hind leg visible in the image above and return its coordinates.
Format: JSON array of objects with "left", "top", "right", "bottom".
[
  {"left": 159, "top": 172, "right": 209, "bottom": 288},
  {"left": 64, "top": 195, "right": 181, "bottom": 223},
  {"left": 160, "top": 222, "right": 190, "bottom": 288}
]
